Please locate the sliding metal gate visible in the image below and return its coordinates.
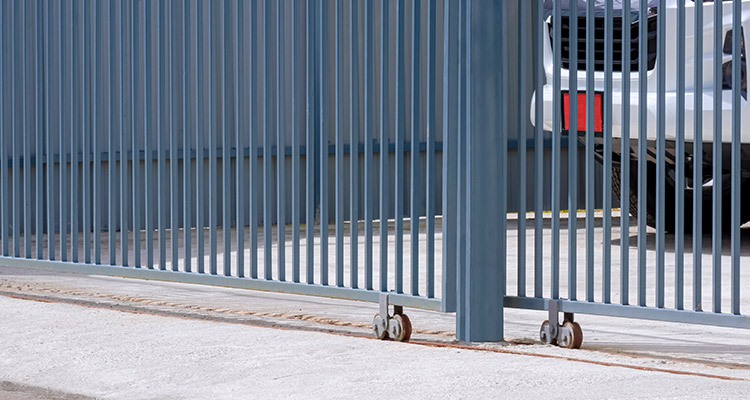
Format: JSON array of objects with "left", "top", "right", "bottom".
[
  {"left": 502, "top": 0, "right": 750, "bottom": 348},
  {"left": 1, "top": 0, "right": 748, "bottom": 345},
  {"left": 0, "top": 0, "right": 464, "bottom": 343}
]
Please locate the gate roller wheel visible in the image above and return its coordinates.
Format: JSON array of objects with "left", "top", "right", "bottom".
[
  {"left": 539, "top": 320, "right": 556, "bottom": 345},
  {"left": 372, "top": 313, "right": 389, "bottom": 340},
  {"left": 560, "top": 321, "right": 583, "bottom": 349},
  {"left": 390, "top": 314, "right": 412, "bottom": 342}
]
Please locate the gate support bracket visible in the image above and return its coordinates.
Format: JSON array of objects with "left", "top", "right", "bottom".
[
  {"left": 540, "top": 300, "right": 583, "bottom": 349},
  {"left": 372, "top": 293, "right": 413, "bottom": 342}
]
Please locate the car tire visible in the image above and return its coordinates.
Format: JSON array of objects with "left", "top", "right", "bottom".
[{"left": 612, "top": 160, "right": 749, "bottom": 234}]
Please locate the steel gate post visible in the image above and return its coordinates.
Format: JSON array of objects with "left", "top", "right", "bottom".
[{"left": 456, "top": 0, "right": 508, "bottom": 343}]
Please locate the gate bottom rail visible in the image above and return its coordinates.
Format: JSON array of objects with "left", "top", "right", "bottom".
[
  {"left": 0, "top": 257, "right": 442, "bottom": 313},
  {"left": 505, "top": 296, "right": 750, "bottom": 330}
]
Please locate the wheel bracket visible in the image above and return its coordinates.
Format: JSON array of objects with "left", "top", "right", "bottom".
[
  {"left": 372, "top": 293, "right": 412, "bottom": 342},
  {"left": 540, "top": 300, "right": 583, "bottom": 349}
]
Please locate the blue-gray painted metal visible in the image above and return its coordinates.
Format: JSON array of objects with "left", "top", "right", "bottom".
[
  {"left": 364, "top": 0, "right": 373, "bottom": 291},
  {"left": 395, "top": 0, "right": 405, "bottom": 294},
  {"left": 379, "top": 0, "right": 389, "bottom": 294},
  {"left": 693, "top": 0, "right": 703, "bottom": 313},
  {"left": 318, "top": 0, "right": 328, "bottom": 287},
  {"left": 603, "top": 0, "right": 613, "bottom": 304},
  {"left": 516, "top": 0, "right": 528, "bottom": 300},
  {"left": 3, "top": 0, "right": 750, "bottom": 346},
  {"left": 620, "top": 0, "right": 631, "bottom": 306},
  {"left": 410, "top": 0, "right": 421, "bottom": 297},
  {"left": 335, "top": 0, "right": 343, "bottom": 288},
  {"left": 305, "top": 0, "right": 313, "bottom": 285},
  {"left": 349, "top": 0, "right": 359, "bottom": 290},
  {"left": 675, "top": 0, "right": 685, "bottom": 311},
  {"left": 457, "top": 0, "right": 507, "bottom": 342},
  {"left": 731, "top": 0, "right": 741, "bottom": 316},
  {"left": 507, "top": 0, "right": 750, "bottom": 335},
  {"left": 552, "top": 0, "right": 561, "bottom": 301},
  {"left": 291, "top": 0, "right": 299, "bottom": 284},
  {"left": 567, "top": 0, "right": 578, "bottom": 302},
  {"left": 534, "top": 0, "right": 545, "bottom": 300},
  {"left": 656, "top": 0, "right": 666, "bottom": 310},
  {"left": 713, "top": 0, "right": 723, "bottom": 314},
  {"left": 426, "top": 0, "right": 436, "bottom": 299},
  {"left": 637, "top": 0, "right": 648, "bottom": 308},
  {"left": 275, "top": 0, "right": 285, "bottom": 282},
  {"left": 1, "top": 0, "right": 6, "bottom": 258}
]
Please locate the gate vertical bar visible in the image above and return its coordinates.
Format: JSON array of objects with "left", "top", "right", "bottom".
[
  {"left": 675, "top": 0, "right": 686, "bottom": 310},
  {"left": 551, "top": 0, "right": 561, "bottom": 300},
  {"left": 235, "top": 0, "right": 244, "bottom": 277},
  {"left": 108, "top": 0, "right": 116, "bottom": 266},
  {"left": 61, "top": 0, "right": 68, "bottom": 263},
  {"left": 132, "top": 0, "right": 140, "bottom": 268},
  {"left": 263, "top": 0, "right": 272, "bottom": 279},
  {"left": 426, "top": 0, "right": 436, "bottom": 299},
  {"left": 517, "top": 0, "right": 528, "bottom": 299},
  {"left": 410, "top": 0, "right": 421, "bottom": 296},
  {"left": 350, "top": 0, "right": 360, "bottom": 290},
  {"left": 568, "top": 0, "right": 579, "bottom": 302},
  {"left": 183, "top": 0, "right": 192, "bottom": 273},
  {"left": 157, "top": 1, "right": 167, "bottom": 270},
  {"left": 379, "top": 0, "right": 389, "bottom": 293},
  {"left": 45, "top": 2, "right": 54, "bottom": 261},
  {"left": 693, "top": 0, "right": 703, "bottom": 312},
  {"left": 637, "top": 0, "right": 647, "bottom": 307},
  {"left": 12, "top": 0, "right": 19, "bottom": 259},
  {"left": 276, "top": 0, "right": 285, "bottom": 282},
  {"left": 291, "top": 0, "right": 299, "bottom": 283},
  {"left": 23, "top": 0, "right": 31, "bottom": 260},
  {"left": 395, "top": 0, "right": 405, "bottom": 294},
  {"left": 441, "top": 0, "right": 458, "bottom": 311},
  {"left": 93, "top": 0, "right": 102, "bottom": 265},
  {"left": 170, "top": 0, "right": 179, "bottom": 272},
  {"left": 730, "top": 0, "right": 741, "bottom": 316},
  {"left": 305, "top": 0, "right": 314, "bottom": 284},
  {"left": 120, "top": 0, "right": 128, "bottom": 267},
  {"left": 621, "top": 0, "right": 632, "bottom": 306},
  {"left": 456, "top": 0, "right": 466, "bottom": 330},
  {"left": 335, "top": 0, "right": 343, "bottom": 287},
  {"left": 707, "top": 0, "right": 720, "bottom": 306},
  {"left": 35, "top": 0, "right": 43, "bottom": 260},
  {"left": 144, "top": 1, "right": 153, "bottom": 269},
  {"left": 196, "top": 0, "right": 205, "bottom": 274},
  {"left": 587, "top": 0, "right": 596, "bottom": 303},
  {"left": 249, "top": 0, "right": 258, "bottom": 279},
  {"left": 222, "top": 0, "right": 231, "bottom": 277},
  {"left": 1, "top": 0, "right": 7, "bottom": 258},
  {"left": 42, "top": 2, "right": 51, "bottom": 261},
  {"left": 656, "top": 0, "right": 666, "bottom": 309},
  {"left": 319, "top": 0, "right": 328, "bottom": 286},
  {"left": 603, "top": 0, "right": 613, "bottom": 304},
  {"left": 83, "top": 0, "right": 90, "bottom": 264},
  {"left": 364, "top": 0, "right": 374, "bottom": 291},
  {"left": 71, "top": 0, "right": 78, "bottom": 263},
  {"left": 209, "top": 2, "right": 218, "bottom": 275},
  {"left": 62, "top": 2, "right": 69, "bottom": 260},
  {"left": 534, "top": 0, "right": 544, "bottom": 299}
]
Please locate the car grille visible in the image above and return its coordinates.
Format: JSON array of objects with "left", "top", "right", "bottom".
[{"left": 548, "top": 14, "right": 658, "bottom": 72}]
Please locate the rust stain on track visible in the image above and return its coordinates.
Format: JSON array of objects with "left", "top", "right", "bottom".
[{"left": 2, "top": 291, "right": 748, "bottom": 383}]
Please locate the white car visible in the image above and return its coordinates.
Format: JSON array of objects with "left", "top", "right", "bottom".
[{"left": 531, "top": 0, "right": 750, "bottom": 232}]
